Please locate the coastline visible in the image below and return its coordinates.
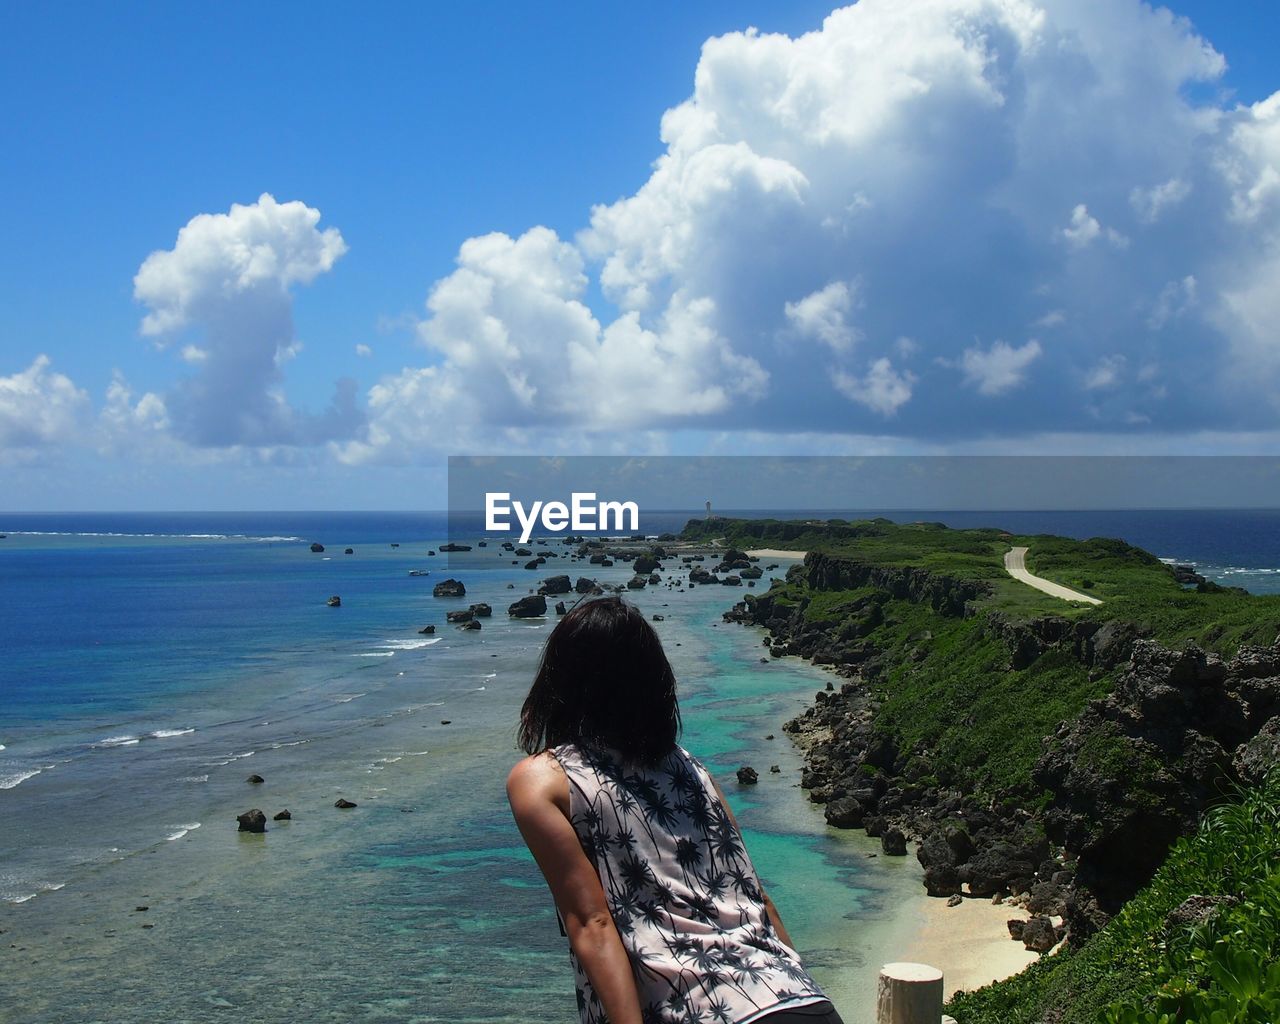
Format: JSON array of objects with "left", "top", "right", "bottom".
[
  {"left": 899, "top": 892, "right": 1037, "bottom": 1000},
  {"left": 746, "top": 548, "right": 809, "bottom": 559}
]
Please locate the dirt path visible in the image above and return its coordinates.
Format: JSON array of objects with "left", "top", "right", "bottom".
[{"left": 1004, "top": 546, "right": 1103, "bottom": 605}]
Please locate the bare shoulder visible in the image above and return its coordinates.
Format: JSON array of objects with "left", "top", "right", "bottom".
[{"left": 506, "top": 751, "right": 568, "bottom": 811}]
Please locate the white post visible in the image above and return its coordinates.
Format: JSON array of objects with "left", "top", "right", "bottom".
[{"left": 876, "top": 962, "right": 944, "bottom": 1024}]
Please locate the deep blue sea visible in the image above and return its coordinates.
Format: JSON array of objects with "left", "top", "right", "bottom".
[{"left": 0, "top": 509, "right": 1276, "bottom": 1023}]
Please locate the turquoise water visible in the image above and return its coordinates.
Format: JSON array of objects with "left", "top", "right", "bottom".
[
  {"left": 0, "top": 519, "right": 924, "bottom": 1024},
  {"left": 3, "top": 509, "right": 1275, "bottom": 1024}
]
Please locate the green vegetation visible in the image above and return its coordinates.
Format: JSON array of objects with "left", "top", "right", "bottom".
[
  {"left": 947, "top": 772, "right": 1280, "bottom": 1024},
  {"left": 689, "top": 516, "right": 1279, "bottom": 799}
]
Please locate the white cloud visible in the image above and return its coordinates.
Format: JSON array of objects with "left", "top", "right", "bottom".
[
  {"left": 785, "top": 281, "right": 860, "bottom": 352},
  {"left": 0, "top": 356, "right": 89, "bottom": 456},
  {"left": 355, "top": 343, "right": 373, "bottom": 357},
  {"left": 1033, "top": 310, "right": 1066, "bottom": 328},
  {"left": 133, "top": 194, "right": 358, "bottom": 447},
  {"left": 960, "top": 339, "right": 1042, "bottom": 395},
  {"left": 338, "top": 226, "right": 768, "bottom": 462},
  {"left": 1061, "top": 204, "right": 1129, "bottom": 249},
  {"left": 833, "top": 357, "right": 916, "bottom": 416},
  {"left": 1130, "top": 177, "right": 1191, "bottom": 223},
  {"left": 1084, "top": 354, "right": 1126, "bottom": 390}
]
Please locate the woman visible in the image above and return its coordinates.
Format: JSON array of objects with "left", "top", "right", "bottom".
[{"left": 507, "top": 596, "right": 843, "bottom": 1024}]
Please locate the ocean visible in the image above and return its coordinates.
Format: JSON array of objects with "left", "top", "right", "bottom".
[{"left": 1, "top": 509, "right": 1276, "bottom": 1023}]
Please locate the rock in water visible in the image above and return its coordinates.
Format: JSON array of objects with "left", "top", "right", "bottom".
[
  {"left": 508, "top": 594, "right": 547, "bottom": 618},
  {"left": 432, "top": 579, "right": 466, "bottom": 598},
  {"left": 273, "top": 810, "right": 292, "bottom": 821},
  {"left": 246, "top": 774, "right": 264, "bottom": 785},
  {"left": 334, "top": 799, "right": 357, "bottom": 809},
  {"left": 446, "top": 609, "right": 474, "bottom": 623},
  {"left": 555, "top": 601, "right": 567, "bottom": 615},
  {"left": 461, "top": 620, "right": 481, "bottom": 630},
  {"left": 736, "top": 766, "right": 759, "bottom": 785},
  {"left": 418, "top": 624, "right": 436, "bottom": 635},
  {"left": 344, "top": 548, "right": 354, "bottom": 555},
  {"left": 469, "top": 603, "right": 492, "bottom": 618},
  {"left": 538, "top": 575, "right": 572, "bottom": 595},
  {"left": 237, "top": 809, "right": 267, "bottom": 833},
  {"left": 327, "top": 596, "right": 341, "bottom": 607},
  {"left": 309, "top": 542, "right": 325, "bottom": 553}
]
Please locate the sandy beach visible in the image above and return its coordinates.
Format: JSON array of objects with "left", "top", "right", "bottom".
[
  {"left": 899, "top": 894, "right": 1038, "bottom": 1000},
  {"left": 747, "top": 548, "right": 809, "bottom": 559}
]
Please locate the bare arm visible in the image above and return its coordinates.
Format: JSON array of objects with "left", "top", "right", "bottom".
[
  {"left": 507, "top": 754, "right": 643, "bottom": 1024},
  {"left": 711, "top": 776, "right": 798, "bottom": 949}
]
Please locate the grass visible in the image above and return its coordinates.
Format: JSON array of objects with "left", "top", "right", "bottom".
[{"left": 694, "top": 516, "right": 1280, "bottom": 800}]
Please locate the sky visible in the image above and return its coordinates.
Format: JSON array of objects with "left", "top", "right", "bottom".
[{"left": 2, "top": 0, "right": 1280, "bottom": 510}]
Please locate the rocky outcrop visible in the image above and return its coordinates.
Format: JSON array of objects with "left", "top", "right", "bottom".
[
  {"left": 539, "top": 575, "right": 572, "bottom": 595},
  {"left": 433, "top": 579, "right": 466, "bottom": 598},
  {"left": 237, "top": 809, "right": 267, "bottom": 832},
  {"left": 802, "top": 553, "right": 990, "bottom": 617},
  {"left": 508, "top": 594, "right": 548, "bottom": 618},
  {"left": 1034, "top": 638, "right": 1280, "bottom": 937},
  {"left": 575, "top": 577, "right": 597, "bottom": 594}
]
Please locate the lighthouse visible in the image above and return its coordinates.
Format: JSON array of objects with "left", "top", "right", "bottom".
[{"left": 705, "top": 499, "right": 712, "bottom": 519}]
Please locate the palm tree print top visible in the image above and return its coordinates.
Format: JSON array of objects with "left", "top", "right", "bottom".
[{"left": 552, "top": 743, "right": 828, "bottom": 1024}]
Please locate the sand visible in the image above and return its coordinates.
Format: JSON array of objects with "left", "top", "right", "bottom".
[
  {"left": 897, "top": 895, "right": 1038, "bottom": 1000},
  {"left": 746, "top": 548, "right": 809, "bottom": 559}
]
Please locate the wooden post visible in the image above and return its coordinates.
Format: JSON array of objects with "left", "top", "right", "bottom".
[{"left": 876, "top": 962, "right": 944, "bottom": 1024}]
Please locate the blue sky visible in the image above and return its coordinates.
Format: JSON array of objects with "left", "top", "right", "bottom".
[{"left": 2, "top": 1, "right": 1279, "bottom": 509}]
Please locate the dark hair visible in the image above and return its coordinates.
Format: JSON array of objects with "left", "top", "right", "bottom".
[{"left": 518, "top": 596, "right": 681, "bottom": 765}]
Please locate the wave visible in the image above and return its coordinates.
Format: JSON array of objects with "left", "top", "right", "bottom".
[
  {"left": 380, "top": 638, "right": 443, "bottom": 651},
  {"left": 270, "top": 739, "right": 310, "bottom": 749},
  {"left": 4, "top": 881, "right": 66, "bottom": 905},
  {"left": 205, "top": 750, "right": 255, "bottom": 767},
  {"left": 331, "top": 693, "right": 366, "bottom": 704},
  {"left": 93, "top": 734, "right": 141, "bottom": 748},
  {"left": 178, "top": 774, "right": 209, "bottom": 783},
  {"left": 353, "top": 651, "right": 395, "bottom": 658},
  {"left": 166, "top": 822, "right": 201, "bottom": 841},
  {"left": 150, "top": 727, "right": 195, "bottom": 739},
  {"left": 0, "top": 767, "right": 42, "bottom": 790}
]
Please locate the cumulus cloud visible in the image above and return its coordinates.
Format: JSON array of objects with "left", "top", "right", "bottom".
[
  {"left": 785, "top": 281, "right": 860, "bottom": 352},
  {"left": 337, "top": 227, "right": 768, "bottom": 462},
  {"left": 960, "top": 340, "right": 1042, "bottom": 396},
  {"left": 0, "top": 356, "right": 89, "bottom": 457},
  {"left": 134, "top": 193, "right": 359, "bottom": 447},
  {"left": 355, "top": 343, "right": 373, "bottom": 357},
  {"left": 335, "top": 2, "right": 1280, "bottom": 456},
  {"left": 833, "top": 358, "right": 915, "bottom": 416}
]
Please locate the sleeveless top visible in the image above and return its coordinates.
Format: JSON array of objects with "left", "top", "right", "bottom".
[{"left": 551, "top": 743, "right": 828, "bottom": 1024}]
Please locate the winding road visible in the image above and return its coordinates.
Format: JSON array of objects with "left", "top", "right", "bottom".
[{"left": 1003, "top": 546, "right": 1103, "bottom": 605}]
